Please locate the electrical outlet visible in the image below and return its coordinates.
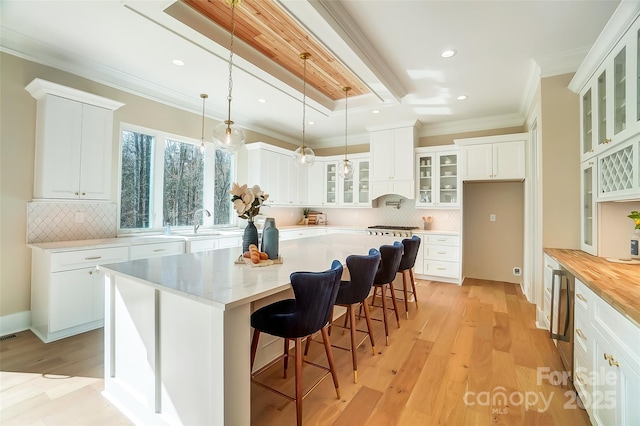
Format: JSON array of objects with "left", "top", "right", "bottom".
[
  {"left": 513, "top": 267, "right": 521, "bottom": 276},
  {"left": 490, "top": 214, "right": 496, "bottom": 222}
]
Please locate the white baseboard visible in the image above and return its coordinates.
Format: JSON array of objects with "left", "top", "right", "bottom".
[{"left": 0, "top": 311, "right": 31, "bottom": 336}]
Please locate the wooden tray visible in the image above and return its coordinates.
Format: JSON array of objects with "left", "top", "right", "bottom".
[{"left": 235, "top": 255, "right": 283, "bottom": 266}]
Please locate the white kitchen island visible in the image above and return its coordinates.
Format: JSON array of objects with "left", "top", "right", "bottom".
[{"left": 99, "top": 233, "right": 398, "bottom": 426}]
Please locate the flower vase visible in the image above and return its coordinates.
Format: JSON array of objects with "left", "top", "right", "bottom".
[{"left": 242, "top": 220, "right": 259, "bottom": 253}]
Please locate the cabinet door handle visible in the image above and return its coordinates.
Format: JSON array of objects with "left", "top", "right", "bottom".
[
  {"left": 576, "top": 293, "right": 587, "bottom": 302},
  {"left": 603, "top": 138, "right": 611, "bottom": 144},
  {"left": 153, "top": 249, "right": 166, "bottom": 253},
  {"left": 609, "top": 358, "right": 620, "bottom": 367},
  {"left": 75, "top": 192, "right": 79, "bottom": 196},
  {"left": 575, "top": 329, "right": 587, "bottom": 340},
  {"left": 575, "top": 372, "right": 585, "bottom": 384},
  {"left": 603, "top": 353, "right": 614, "bottom": 361},
  {"left": 85, "top": 256, "right": 102, "bottom": 260}
]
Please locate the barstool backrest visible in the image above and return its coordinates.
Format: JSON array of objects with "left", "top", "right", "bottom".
[
  {"left": 373, "top": 244, "right": 403, "bottom": 285},
  {"left": 398, "top": 235, "right": 421, "bottom": 271},
  {"left": 289, "top": 260, "right": 343, "bottom": 336},
  {"left": 337, "top": 248, "right": 381, "bottom": 304}
]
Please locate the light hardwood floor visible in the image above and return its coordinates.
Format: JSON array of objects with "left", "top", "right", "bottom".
[{"left": 1, "top": 278, "right": 591, "bottom": 425}]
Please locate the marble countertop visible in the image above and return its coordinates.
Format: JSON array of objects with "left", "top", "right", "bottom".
[
  {"left": 100, "top": 233, "right": 400, "bottom": 310},
  {"left": 544, "top": 248, "right": 640, "bottom": 328}
]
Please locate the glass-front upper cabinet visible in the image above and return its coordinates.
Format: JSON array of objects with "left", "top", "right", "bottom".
[
  {"left": 581, "top": 160, "right": 597, "bottom": 255},
  {"left": 597, "top": 69, "right": 608, "bottom": 149},
  {"left": 582, "top": 88, "right": 594, "bottom": 157},
  {"left": 357, "top": 160, "right": 370, "bottom": 205},
  {"left": 614, "top": 47, "right": 627, "bottom": 136},
  {"left": 415, "top": 149, "right": 460, "bottom": 208},
  {"left": 438, "top": 153, "right": 458, "bottom": 206},
  {"left": 325, "top": 162, "right": 338, "bottom": 205}
]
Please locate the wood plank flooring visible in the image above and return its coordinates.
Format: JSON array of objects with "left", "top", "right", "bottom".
[{"left": 0, "top": 278, "right": 591, "bottom": 425}]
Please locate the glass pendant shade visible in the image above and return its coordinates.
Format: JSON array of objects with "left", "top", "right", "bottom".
[
  {"left": 213, "top": 121, "right": 245, "bottom": 152},
  {"left": 293, "top": 145, "right": 315, "bottom": 169},
  {"left": 339, "top": 158, "right": 354, "bottom": 179}
]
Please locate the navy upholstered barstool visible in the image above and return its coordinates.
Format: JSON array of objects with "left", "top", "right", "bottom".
[
  {"left": 370, "top": 243, "right": 403, "bottom": 345},
  {"left": 396, "top": 236, "right": 421, "bottom": 319},
  {"left": 250, "top": 260, "right": 343, "bottom": 426},
  {"left": 330, "top": 248, "right": 380, "bottom": 383}
]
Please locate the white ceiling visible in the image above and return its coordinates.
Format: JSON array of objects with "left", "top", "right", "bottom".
[{"left": 0, "top": 0, "right": 621, "bottom": 148}]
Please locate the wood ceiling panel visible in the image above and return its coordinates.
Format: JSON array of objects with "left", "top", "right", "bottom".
[{"left": 181, "top": 0, "right": 369, "bottom": 101}]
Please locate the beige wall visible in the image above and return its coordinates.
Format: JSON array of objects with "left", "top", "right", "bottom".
[
  {"left": 0, "top": 52, "right": 292, "bottom": 318},
  {"left": 419, "top": 126, "right": 524, "bottom": 147},
  {"left": 463, "top": 182, "right": 524, "bottom": 283},
  {"left": 541, "top": 74, "right": 581, "bottom": 249}
]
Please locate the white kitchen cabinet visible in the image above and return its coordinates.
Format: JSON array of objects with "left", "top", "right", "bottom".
[
  {"left": 129, "top": 241, "right": 185, "bottom": 260},
  {"left": 307, "top": 160, "right": 325, "bottom": 206},
  {"left": 581, "top": 159, "right": 598, "bottom": 255},
  {"left": 455, "top": 134, "right": 526, "bottom": 181},
  {"left": 414, "top": 233, "right": 462, "bottom": 284},
  {"left": 415, "top": 148, "right": 460, "bottom": 208},
  {"left": 324, "top": 161, "right": 339, "bottom": 205},
  {"left": 25, "top": 79, "right": 124, "bottom": 200},
  {"left": 572, "top": 9, "right": 640, "bottom": 162},
  {"left": 339, "top": 157, "right": 371, "bottom": 206},
  {"left": 246, "top": 142, "right": 309, "bottom": 206},
  {"left": 370, "top": 125, "right": 416, "bottom": 199},
  {"left": 597, "top": 138, "right": 640, "bottom": 201},
  {"left": 30, "top": 245, "right": 129, "bottom": 342},
  {"left": 573, "top": 279, "right": 640, "bottom": 426}
]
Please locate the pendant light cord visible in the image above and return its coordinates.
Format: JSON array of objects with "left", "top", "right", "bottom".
[
  {"left": 343, "top": 86, "right": 350, "bottom": 160},
  {"left": 225, "top": 0, "right": 238, "bottom": 127},
  {"left": 301, "top": 53, "right": 309, "bottom": 150}
]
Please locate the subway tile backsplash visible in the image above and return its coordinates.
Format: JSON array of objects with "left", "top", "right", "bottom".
[{"left": 27, "top": 202, "right": 117, "bottom": 243}]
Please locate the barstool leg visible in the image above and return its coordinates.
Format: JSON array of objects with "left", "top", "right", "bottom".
[
  {"left": 388, "top": 280, "right": 401, "bottom": 328},
  {"left": 347, "top": 304, "right": 358, "bottom": 383},
  {"left": 284, "top": 338, "right": 290, "bottom": 378},
  {"left": 402, "top": 270, "right": 410, "bottom": 319},
  {"left": 361, "top": 301, "right": 376, "bottom": 355},
  {"left": 294, "top": 337, "right": 303, "bottom": 426},
  {"left": 379, "top": 285, "right": 390, "bottom": 345},
  {"left": 320, "top": 326, "right": 341, "bottom": 399},
  {"left": 410, "top": 268, "right": 419, "bottom": 309}
]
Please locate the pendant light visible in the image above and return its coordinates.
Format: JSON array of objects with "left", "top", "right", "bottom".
[
  {"left": 338, "top": 86, "right": 354, "bottom": 179},
  {"left": 199, "top": 93, "right": 208, "bottom": 153},
  {"left": 212, "top": 0, "right": 245, "bottom": 152},
  {"left": 293, "top": 52, "right": 316, "bottom": 169}
]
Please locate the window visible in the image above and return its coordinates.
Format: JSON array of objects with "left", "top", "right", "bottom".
[{"left": 119, "top": 125, "right": 235, "bottom": 231}]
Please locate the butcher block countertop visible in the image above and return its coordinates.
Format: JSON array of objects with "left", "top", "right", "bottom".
[{"left": 544, "top": 248, "right": 640, "bottom": 328}]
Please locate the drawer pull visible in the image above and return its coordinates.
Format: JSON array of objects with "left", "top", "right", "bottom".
[
  {"left": 436, "top": 267, "right": 446, "bottom": 271},
  {"left": 609, "top": 358, "right": 620, "bottom": 368},
  {"left": 576, "top": 293, "right": 587, "bottom": 302},
  {"left": 153, "top": 249, "right": 166, "bottom": 252},
  {"left": 575, "top": 329, "right": 587, "bottom": 340},
  {"left": 436, "top": 238, "right": 447, "bottom": 242},
  {"left": 436, "top": 251, "right": 447, "bottom": 254},
  {"left": 84, "top": 256, "right": 102, "bottom": 260}
]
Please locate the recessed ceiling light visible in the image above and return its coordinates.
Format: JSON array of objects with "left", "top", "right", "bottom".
[
  {"left": 172, "top": 59, "right": 184, "bottom": 66},
  {"left": 441, "top": 49, "right": 456, "bottom": 58},
  {"left": 257, "top": 99, "right": 267, "bottom": 103},
  {"left": 372, "top": 110, "right": 380, "bottom": 114},
  {"left": 457, "top": 95, "right": 468, "bottom": 101},
  {"left": 308, "top": 121, "right": 315, "bottom": 125}
]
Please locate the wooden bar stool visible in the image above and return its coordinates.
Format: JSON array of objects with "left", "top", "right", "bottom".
[
  {"left": 250, "top": 260, "right": 343, "bottom": 426},
  {"left": 396, "top": 236, "right": 421, "bottom": 319},
  {"left": 370, "top": 243, "right": 403, "bottom": 345},
  {"left": 320, "top": 248, "right": 380, "bottom": 383}
]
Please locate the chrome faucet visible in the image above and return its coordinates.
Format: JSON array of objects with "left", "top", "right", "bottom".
[{"left": 193, "top": 208, "right": 211, "bottom": 234}]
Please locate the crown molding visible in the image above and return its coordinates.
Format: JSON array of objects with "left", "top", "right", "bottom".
[{"left": 569, "top": 0, "right": 640, "bottom": 93}]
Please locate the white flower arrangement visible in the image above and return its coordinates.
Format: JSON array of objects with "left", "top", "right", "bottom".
[{"left": 229, "top": 183, "right": 269, "bottom": 221}]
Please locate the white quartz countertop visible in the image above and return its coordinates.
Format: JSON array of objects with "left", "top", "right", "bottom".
[{"left": 99, "top": 233, "right": 400, "bottom": 310}]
